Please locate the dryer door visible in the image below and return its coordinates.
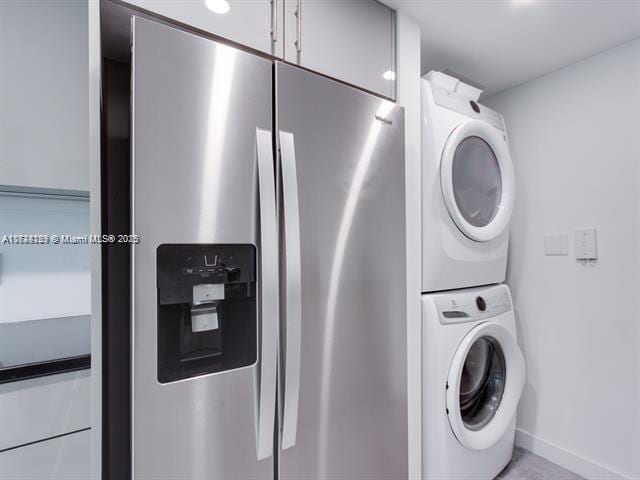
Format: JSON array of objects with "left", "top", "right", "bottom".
[
  {"left": 446, "top": 321, "right": 524, "bottom": 450},
  {"left": 440, "top": 120, "right": 515, "bottom": 242}
]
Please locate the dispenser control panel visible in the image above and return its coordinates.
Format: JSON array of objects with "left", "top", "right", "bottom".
[
  {"left": 157, "top": 244, "right": 255, "bottom": 307},
  {"left": 157, "top": 244, "right": 253, "bottom": 287}
]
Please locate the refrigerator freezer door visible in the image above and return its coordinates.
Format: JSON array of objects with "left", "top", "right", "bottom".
[
  {"left": 276, "top": 63, "right": 408, "bottom": 479},
  {"left": 131, "top": 18, "right": 276, "bottom": 479}
]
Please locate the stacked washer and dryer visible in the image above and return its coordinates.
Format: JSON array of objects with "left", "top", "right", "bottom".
[{"left": 420, "top": 71, "right": 525, "bottom": 479}]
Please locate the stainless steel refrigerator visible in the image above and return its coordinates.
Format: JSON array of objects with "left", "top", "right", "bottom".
[{"left": 130, "top": 16, "right": 406, "bottom": 480}]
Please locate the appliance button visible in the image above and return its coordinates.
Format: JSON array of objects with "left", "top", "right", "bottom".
[
  {"left": 225, "top": 267, "right": 240, "bottom": 281},
  {"left": 476, "top": 296, "right": 487, "bottom": 311},
  {"left": 470, "top": 100, "right": 481, "bottom": 113}
]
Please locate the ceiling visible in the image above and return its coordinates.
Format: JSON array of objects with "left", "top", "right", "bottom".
[{"left": 381, "top": 0, "right": 640, "bottom": 97}]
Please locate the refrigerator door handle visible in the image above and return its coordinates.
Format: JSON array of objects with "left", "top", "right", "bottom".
[
  {"left": 256, "top": 128, "right": 279, "bottom": 460},
  {"left": 279, "top": 131, "right": 302, "bottom": 450}
]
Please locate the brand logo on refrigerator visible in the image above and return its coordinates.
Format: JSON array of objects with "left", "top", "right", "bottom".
[{"left": 374, "top": 115, "right": 393, "bottom": 125}]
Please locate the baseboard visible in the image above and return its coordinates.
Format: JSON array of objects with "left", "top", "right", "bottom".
[{"left": 515, "top": 429, "right": 633, "bottom": 480}]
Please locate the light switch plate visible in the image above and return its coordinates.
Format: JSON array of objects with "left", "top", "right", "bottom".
[
  {"left": 575, "top": 228, "right": 597, "bottom": 260},
  {"left": 544, "top": 234, "right": 569, "bottom": 256}
]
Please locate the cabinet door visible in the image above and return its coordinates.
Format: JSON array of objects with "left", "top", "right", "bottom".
[
  {"left": 284, "top": 0, "right": 395, "bottom": 99},
  {"left": 120, "top": 0, "right": 283, "bottom": 57},
  {"left": 0, "top": 371, "right": 90, "bottom": 451},
  {"left": 0, "top": 429, "right": 91, "bottom": 479},
  {"left": 0, "top": 0, "right": 89, "bottom": 193}
]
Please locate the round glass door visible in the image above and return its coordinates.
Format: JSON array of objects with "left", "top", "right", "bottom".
[
  {"left": 440, "top": 120, "right": 515, "bottom": 242},
  {"left": 452, "top": 137, "right": 502, "bottom": 228},
  {"left": 459, "top": 336, "right": 506, "bottom": 431},
  {"left": 446, "top": 322, "right": 525, "bottom": 450}
]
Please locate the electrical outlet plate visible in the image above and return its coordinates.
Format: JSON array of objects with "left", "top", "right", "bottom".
[{"left": 575, "top": 228, "right": 597, "bottom": 260}]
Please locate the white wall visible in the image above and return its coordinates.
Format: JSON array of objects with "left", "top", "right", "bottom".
[
  {"left": 0, "top": 196, "right": 91, "bottom": 324},
  {"left": 0, "top": 194, "right": 91, "bottom": 368},
  {"left": 485, "top": 39, "right": 640, "bottom": 480},
  {"left": 396, "top": 12, "right": 422, "bottom": 480}
]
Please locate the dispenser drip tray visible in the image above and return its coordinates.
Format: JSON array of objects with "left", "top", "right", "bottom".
[{"left": 180, "top": 348, "right": 222, "bottom": 363}]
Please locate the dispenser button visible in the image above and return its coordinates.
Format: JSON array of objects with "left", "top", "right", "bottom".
[
  {"left": 191, "top": 304, "right": 219, "bottom": 332},
  {"left": 183, "top": 267, "right": 194, "bottom": 275},
  {"left": 225, "top": 267, "right": 240, "bottom": 281},
  {"left": 193, "top": 284, "right": 225, "bottom": 303}
]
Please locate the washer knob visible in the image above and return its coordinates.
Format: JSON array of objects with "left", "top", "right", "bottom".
[{"left": 476, "top": 296, "right": 487, "bottom": 311}]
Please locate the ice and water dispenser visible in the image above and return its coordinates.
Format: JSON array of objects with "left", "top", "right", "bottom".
[{"left": 156, "top": 244, "right": 257, "bottom": 383}]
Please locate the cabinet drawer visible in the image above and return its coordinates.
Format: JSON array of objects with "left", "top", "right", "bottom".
[
  {"left": 284, "top": 0, "right": 395, "bottom": 99},
  {"left": 0, "top": 429, "right": 91, "bottom": 479},
  {"left": 0, "top": 370, "right": 90, "bottom": 451}
]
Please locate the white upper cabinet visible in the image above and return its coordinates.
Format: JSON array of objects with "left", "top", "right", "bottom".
[
  {"left": 284, "top": 0, "right": 396, "bottom": 99},
  {"left": 120, "top": 0, "right": 283, "bottom": 57},
  {"left": 0, "top": 1, "right": 89, "bottom": 193}
]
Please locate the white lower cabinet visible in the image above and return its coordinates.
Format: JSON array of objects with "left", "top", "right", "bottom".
[
  {"left": 0, "top": 371, "right": 91, "bottom": 452},
  {"left": 0, "top": 429, "right": 91, "bottom": 480}
]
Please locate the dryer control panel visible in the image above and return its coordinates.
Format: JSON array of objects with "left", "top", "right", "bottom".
[
  {"left": 434, "top": 284, "right": 511, "bottom": 325},
  {"left": 429, "top": 83, "right": 506, "bottom": 132}
]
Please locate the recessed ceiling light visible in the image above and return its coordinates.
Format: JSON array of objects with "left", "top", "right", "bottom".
[
  {"left": 205, "top": 0, "right": 230, "bottom": 14},
  {"left": 383, "top": 70, "right": 395, "bottom": 81}
]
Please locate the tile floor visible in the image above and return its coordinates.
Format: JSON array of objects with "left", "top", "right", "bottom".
[{"left": 497, "top": 448, "right": 585, "bottom": 480}]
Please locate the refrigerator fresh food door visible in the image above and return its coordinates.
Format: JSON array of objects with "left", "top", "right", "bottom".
[
  {"left": 276, "top": 63, "right": 408, "bottom": 479},
  {"left": 131, "top": 17, "right": 277, "bottom": 479}
]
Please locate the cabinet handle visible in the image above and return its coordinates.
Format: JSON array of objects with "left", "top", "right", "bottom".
[
  {"left": 294, "top": 0, "right": 302, "bottom": 53},
  {"left": 271, "top": 0, "right": 277, "bottom": 42}
]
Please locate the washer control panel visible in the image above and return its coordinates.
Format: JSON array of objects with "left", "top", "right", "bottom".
[{"left": 434, "top": 284, "right": 511, "bottom": 325}]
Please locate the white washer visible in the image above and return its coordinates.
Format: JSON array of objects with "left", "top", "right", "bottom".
[
  {"left": 422, "top": 71, "right": 515, "bottom": 292},
  {"left": 422, "top": 284, "right": 525, "bottom": 479}
]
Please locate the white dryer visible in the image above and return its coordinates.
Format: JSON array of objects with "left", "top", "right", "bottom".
[
  {"left": 422, "top": 284, "right": 525, "bottom": 479},
  {"left": 422, "top": 71, "right": 515, "bottom": 292}
]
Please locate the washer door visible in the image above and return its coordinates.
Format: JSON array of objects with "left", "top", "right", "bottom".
[
  {"left": 446, "top": 322, "right": 525, "bottom": 450},
  {"left": 440, "top": 120, "right": 515, "bottom": 242}
]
